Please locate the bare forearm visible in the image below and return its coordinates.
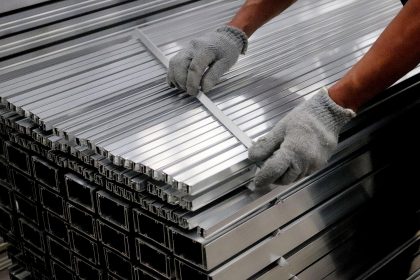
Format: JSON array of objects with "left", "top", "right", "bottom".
[
  {"left": 329, "top": 0, "right": 420, "bottom": 112},
  {"left": 228, "top": 0, "right": 296, "bottom": 37}
]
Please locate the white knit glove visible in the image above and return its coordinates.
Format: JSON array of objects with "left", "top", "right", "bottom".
[
  {"left": 249, "top": 88, "right": 356, "bottom": 187},
  {"left": 167, "top": 26, "right": 248, "bottom": 96}
]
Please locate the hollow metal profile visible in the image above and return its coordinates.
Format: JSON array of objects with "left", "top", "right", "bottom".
[
  {"left": 0, "top": 0, "right": 50, "bottom": 14},
  {"left": 170, "top": 157, "right": 392, "bottom": 271},
  {"left": 179, "top": 167, "right": 398, "bottom": 280},
  {"left": 133, "top": 27, "right": 256, "bottom": 194},
  {"left": 169, "top": 84, "right": 420, "bottom": 279},
  {"left": 0, "top": 0, "right": 130, "bottom": 37},
  {"left": 0, "top": 0, "right": 194, "bottom": 60},
  {"left": 0, "top": 1, "right": 416, "bottom": 235},
  {"left": 351, "top": 235, "right": 420, "bottom": 280},
  {"left": 134, "top": 28, "right": 252, "bottom": 151},
  {"left": 254, "top": 214, "right": 359, "bottom": 280},
  {"left": 110, "top": 1, "right": 400, "bottom": 195},
  {"left": 0, "top": 1, "right": 419, "bottom": 280},
  {"left": 1, "top": 0, "right": 405, "bottom": 202}
]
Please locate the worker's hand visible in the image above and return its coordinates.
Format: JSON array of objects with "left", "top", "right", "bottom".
[
  {"left": 248, "top": 88, "right": 356, "bottom": 188},
  {"left": 167, "top": 26, "right": 248, "bottom": 96}
]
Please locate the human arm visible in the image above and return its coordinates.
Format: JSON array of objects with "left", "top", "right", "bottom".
[
  {"left": 228, "top": 0, "right": 296, "bottom": 36},
  {"left": 329, "top": 0, "right": 420, "bottom": 112},
  {"left": 249, "top": 0, "right": 420, "bottom": 187}
]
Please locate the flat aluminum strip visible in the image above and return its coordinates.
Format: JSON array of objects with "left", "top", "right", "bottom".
[
  {"left": 2, "top": 0, "right": 410, "bottom": 209},
  {"left": 0, "top": 0, "right": 195, "bottom": 70},
  {"left": 0, "top": 0, "right": 131, "bottom": 37},
  {"left": 0, "top": 0, "right": 50, "bottom": 14},
  {"left": 0, "top": 0, "right": 410, "bottom": 213},
  {"left": 0, "top": 2, "right": 419, "bottom": 280}
]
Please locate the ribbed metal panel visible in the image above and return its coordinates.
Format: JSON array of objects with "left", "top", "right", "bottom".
[{"left": 0, "top": 1, "right": 419, "bottom": 279}]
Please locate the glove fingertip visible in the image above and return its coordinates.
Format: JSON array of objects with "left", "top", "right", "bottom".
[
  {"left": 187, "top": 86, "right": 199, "bottom": 96},
  {"left": 201, "top": 74, "right": 218, "bottom": 93},
  {"left": 248, "top": 138, "right": 271, "bottom": 161},
  {"left": 166, "top": 76, "right": 175, "bottom": 88},
  {"left": 276, "top": 171, "right": 300, "bottom": 186},
  {"left": 254, "top": 173, "right": 273, "bottom": 189},
  {"left": 248, "top": 148, "right": 265, "bottom": 162},
  {"left": 201, "top": 58, "right": 230, "bottom": 93},
  {"left": 253, "top": 148, "right": 293, "bottom": 188},
  {"left": 253, "top": 173, "right": 265, "bottom": 189},
  {"left": 201, "top": 80, "right": 214, "bottom": 94},
  {"left": 253, "top": 164, "right": 274, "bottom": 188}
]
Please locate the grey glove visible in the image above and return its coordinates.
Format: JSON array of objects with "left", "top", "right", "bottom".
[
  {"left": 167, "top": 26, "right": 248, "bottom": 96},
  {"left": 248, "top": 88, "right": 356, "bottom": 188}
]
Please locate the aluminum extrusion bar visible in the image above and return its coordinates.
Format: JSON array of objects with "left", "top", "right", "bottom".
[
  {"left": 171, "top": 158, "right": 391, "bottom": 270},
  {"left": 134, "top": 28, "right": 254, "bottom": 149},
  {"left": 0, "top": 1, "right": 419, "bottom": 280}
]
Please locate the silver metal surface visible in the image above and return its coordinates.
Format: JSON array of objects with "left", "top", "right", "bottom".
[
  {"left": 1, "top": 0, "right": 406, "bottom": 202},
  {"left": 205, "top": 175, "right": 378, "bottom": 280},
  {"left": 0, "top": 0, "right": 50, "bottom": 14},
  {"left": 0, "top": 0, "right": 418, "bottom": 279},
  {"left": 134, "top": 28, "right": 254, "bottom": 150},
  {"left": 0, "top": 0, "right": 415, "bottom": 217},
  {"left": 0, "top": 0, "right": 130, "bottom": 37}
]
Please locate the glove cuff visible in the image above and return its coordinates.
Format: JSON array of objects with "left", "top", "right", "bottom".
[
  {"left": 308, "top": 87, "right": 356, "bottom": 135},
  {"left": 216, "top": 25, "right": 248, "bottom": 54}
]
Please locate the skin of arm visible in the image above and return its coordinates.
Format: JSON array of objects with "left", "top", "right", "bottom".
[
  {"left": 228, "top": 0, "right": 296, "bottom": 37},
  {"left": 229, "top": 0, "right": 420, "bottom": 112},
  {"left": 329, "top": 0, "right": 420, "bottom": 112}
]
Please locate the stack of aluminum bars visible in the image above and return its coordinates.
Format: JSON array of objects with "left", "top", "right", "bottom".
[
  {"left": 2, "top": 0, "right": 419, "bottom": 212},
  {"left": 0, "top": 0, "right": 193, "bottom": 63},
  {"left": 0, "top": 0, "right": 419, "bottom": 279},
  {"left": 0, "top": 0, "right": 51, "bottom": 14}
]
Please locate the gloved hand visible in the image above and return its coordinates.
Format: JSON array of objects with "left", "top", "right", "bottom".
[
  {"left": 167, "top": 25, "right": 248, "bottom": 96},
  {"left": 248, "top": 88, "right": 356, "bottom": 188}
]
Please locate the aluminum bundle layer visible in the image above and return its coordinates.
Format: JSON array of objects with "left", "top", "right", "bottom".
[
  {"left": 2, "top": 0, "right": 420, "bottom": 213},
  {"left": 1, "top": 80, "right": 419, "bottom": 280},
  {"left": 0, "top": 0, "right": 50, "bottom": 14},
  {"left": 0, "top": 0, "right": 193, "bottom": 67},
  {"left": 0, "top": 0, "right": 419, "bottom": 279}
]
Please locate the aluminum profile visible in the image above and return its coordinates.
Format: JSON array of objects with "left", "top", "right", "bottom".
[
  {"left": 0, "top": 0, "right": 419, "bottom": 279},
  {"left": 0, "top": 0, "right": 416, "bottom": 214}
]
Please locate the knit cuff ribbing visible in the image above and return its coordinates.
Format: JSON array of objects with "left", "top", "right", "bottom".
[
  {"left": 309, "top": 87, "right": 356, "bottom": 134},
  {"left": 216, "top": 25, "right": 249, "bottom": 54}
]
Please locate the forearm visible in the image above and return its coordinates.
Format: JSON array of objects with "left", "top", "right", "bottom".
[
  {"left": 329, "top": 0, "right": 420, "bottom": 112},
  {"left": 228, "top": 0, "right": 296, "bottom": 37}
]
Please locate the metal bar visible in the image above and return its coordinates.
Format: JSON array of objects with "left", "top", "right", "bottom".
[
  {"left": 133, "top": 28, "right": 254, "bottom": 149},
  {"left": 204, "top": 175, "right": 378, "bottom": 280},
  {"left": 69, "top": 229, "right": 100, "bottom": 265},
  {"left": 96, "top": 190, "right": 131, "bottom": 231},
  {"left": 98, "top": 220, "right": 131, "bottom": 258},
  {"left": 47, "top": 236, "right": 72, "bottom": 269},
  {"left": 18, "top": 218, "right": 45, "bottom": 252},
  {"left": 39, "top": 185, "right": 66, "bottom": 219},
  {"left": 65, "top": 173, "right": 97, "bottom": 213},
  {"left": 67, "top": 203, "right": 97, "bottom": 239},
  {"left": 43, "top": 210, "right": 69, "bottom": 244},
  {"left": 136, "top": 238, "right": 173, "bottom": 278},
  {"left": 73, "top": 255, "right": 103, "bottom": 280},
  {"left": 50, "top": 260, "right": 74, "bottom": 280},
  {"left": 104, "top": 247, "right": 134, "bottom": 280}
]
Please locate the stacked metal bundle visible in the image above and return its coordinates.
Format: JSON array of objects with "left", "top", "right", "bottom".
[
  {"left": 3, "top": 0, "right": 419, "bottom": 210},
  {"left": 0, "top": 0, "right": 419, "bottom": 280}
]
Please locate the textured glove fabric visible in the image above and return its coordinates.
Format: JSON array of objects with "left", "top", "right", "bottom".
[
  {"left": 248, "top": 88, "right": 356, "bottom": 188},
  {"left": 167, "top": 26, "right": 248, "bottom": 96}
]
